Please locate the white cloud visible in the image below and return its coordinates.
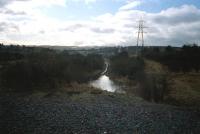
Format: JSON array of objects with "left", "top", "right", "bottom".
[
  {"left": 0, "top": 0, "right": 200, "bottom": 46},
  {"left": 119, "top": 0, "right": 142, "bottom": 11}
]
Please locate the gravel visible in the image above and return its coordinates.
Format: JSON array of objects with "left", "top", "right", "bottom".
[{"left": 0, "top": 93, "right": 199, "bottom": 134}]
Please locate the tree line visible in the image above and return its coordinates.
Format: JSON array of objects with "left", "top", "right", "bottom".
[{"left": 142, "top": 44, "right": 200, "bottom": 72}]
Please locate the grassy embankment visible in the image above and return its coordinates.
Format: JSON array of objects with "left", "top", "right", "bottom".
[{"left": 145, "top": 59, "right": 200, "bottom": 108}]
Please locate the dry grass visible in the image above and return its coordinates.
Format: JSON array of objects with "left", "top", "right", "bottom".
[
  {"left": 166, "top": 73, "right": 200, "bottom": 107},
  {"left": 144, "top": 59, "right": 200, "bottom": 107},
  {"left": 144, "top": 59, "right": 168, "bottom": 74}
]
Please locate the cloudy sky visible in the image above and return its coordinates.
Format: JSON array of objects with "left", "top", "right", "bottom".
[{"left": 0, "top": 0, "right": 200, "bottom": 46}]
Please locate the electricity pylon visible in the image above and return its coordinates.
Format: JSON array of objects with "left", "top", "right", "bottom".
[{"left": 136, "top": 19, "right": 147, "bottom": 55}]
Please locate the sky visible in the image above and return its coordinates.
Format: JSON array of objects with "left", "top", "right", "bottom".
[{"left": 0, "top": 0, "right": 200, "bottom": 46}]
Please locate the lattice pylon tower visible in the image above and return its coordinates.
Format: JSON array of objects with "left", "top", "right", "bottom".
[{"left": 136, "top": 19, "right": 146, "bottom": 55}]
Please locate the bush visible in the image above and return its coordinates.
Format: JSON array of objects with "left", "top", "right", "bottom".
[
  {"left": 139, "top": 73, "right": 167, "bottom": 102},
  {"left": 110, "top": 51, "right": 145, "bottom": 80}
]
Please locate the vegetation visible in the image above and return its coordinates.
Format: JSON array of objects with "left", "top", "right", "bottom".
[
  {"left": 109, "top": 51, "right": 168, "bottom": 103},
  {"left": 142, "top": 44, "right": 200, "bottom": 72},
  {"left": 109, "top": 51, "right": 145, "bottom": 80},
  {"left": 0, "top": 43, "right": 200, "bottom": 108},
  {"left": 165, "top": 73, "right": 200, "bottom": 107},
  {"left": 140, "top": 67, "right": 167, "bottom": 103},
  {"left": 141, "top": 45, "right": 200, "bottom": 106},
  {"left": 0, "top": 44, "right": 104, "bottom": 92}
]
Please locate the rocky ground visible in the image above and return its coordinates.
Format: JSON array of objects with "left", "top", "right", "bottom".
[{"left": 0, "top": 92, "right": 199, "bottom": 134}]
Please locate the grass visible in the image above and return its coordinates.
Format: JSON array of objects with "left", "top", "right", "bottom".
[
  {"left": 165, "top": 73, "right": 200, "bottom": 107},
  {"left": 144, "top": 59, "right": 168, "bottom": 74},
  {"left": 142, "top": 59, "right": 200, "bottom": 108}
]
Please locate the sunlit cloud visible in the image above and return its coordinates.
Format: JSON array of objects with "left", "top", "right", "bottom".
[{"left": 0, "top": 0, "right": 200, "bottom": 46}]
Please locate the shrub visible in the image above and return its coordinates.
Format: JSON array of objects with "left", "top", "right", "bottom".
[
  {"left": 110, "top": 51, "right": 145, "bottom": 80},
  {"left": 139, "top": 73, "right": 167, "bottom": 102}
]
